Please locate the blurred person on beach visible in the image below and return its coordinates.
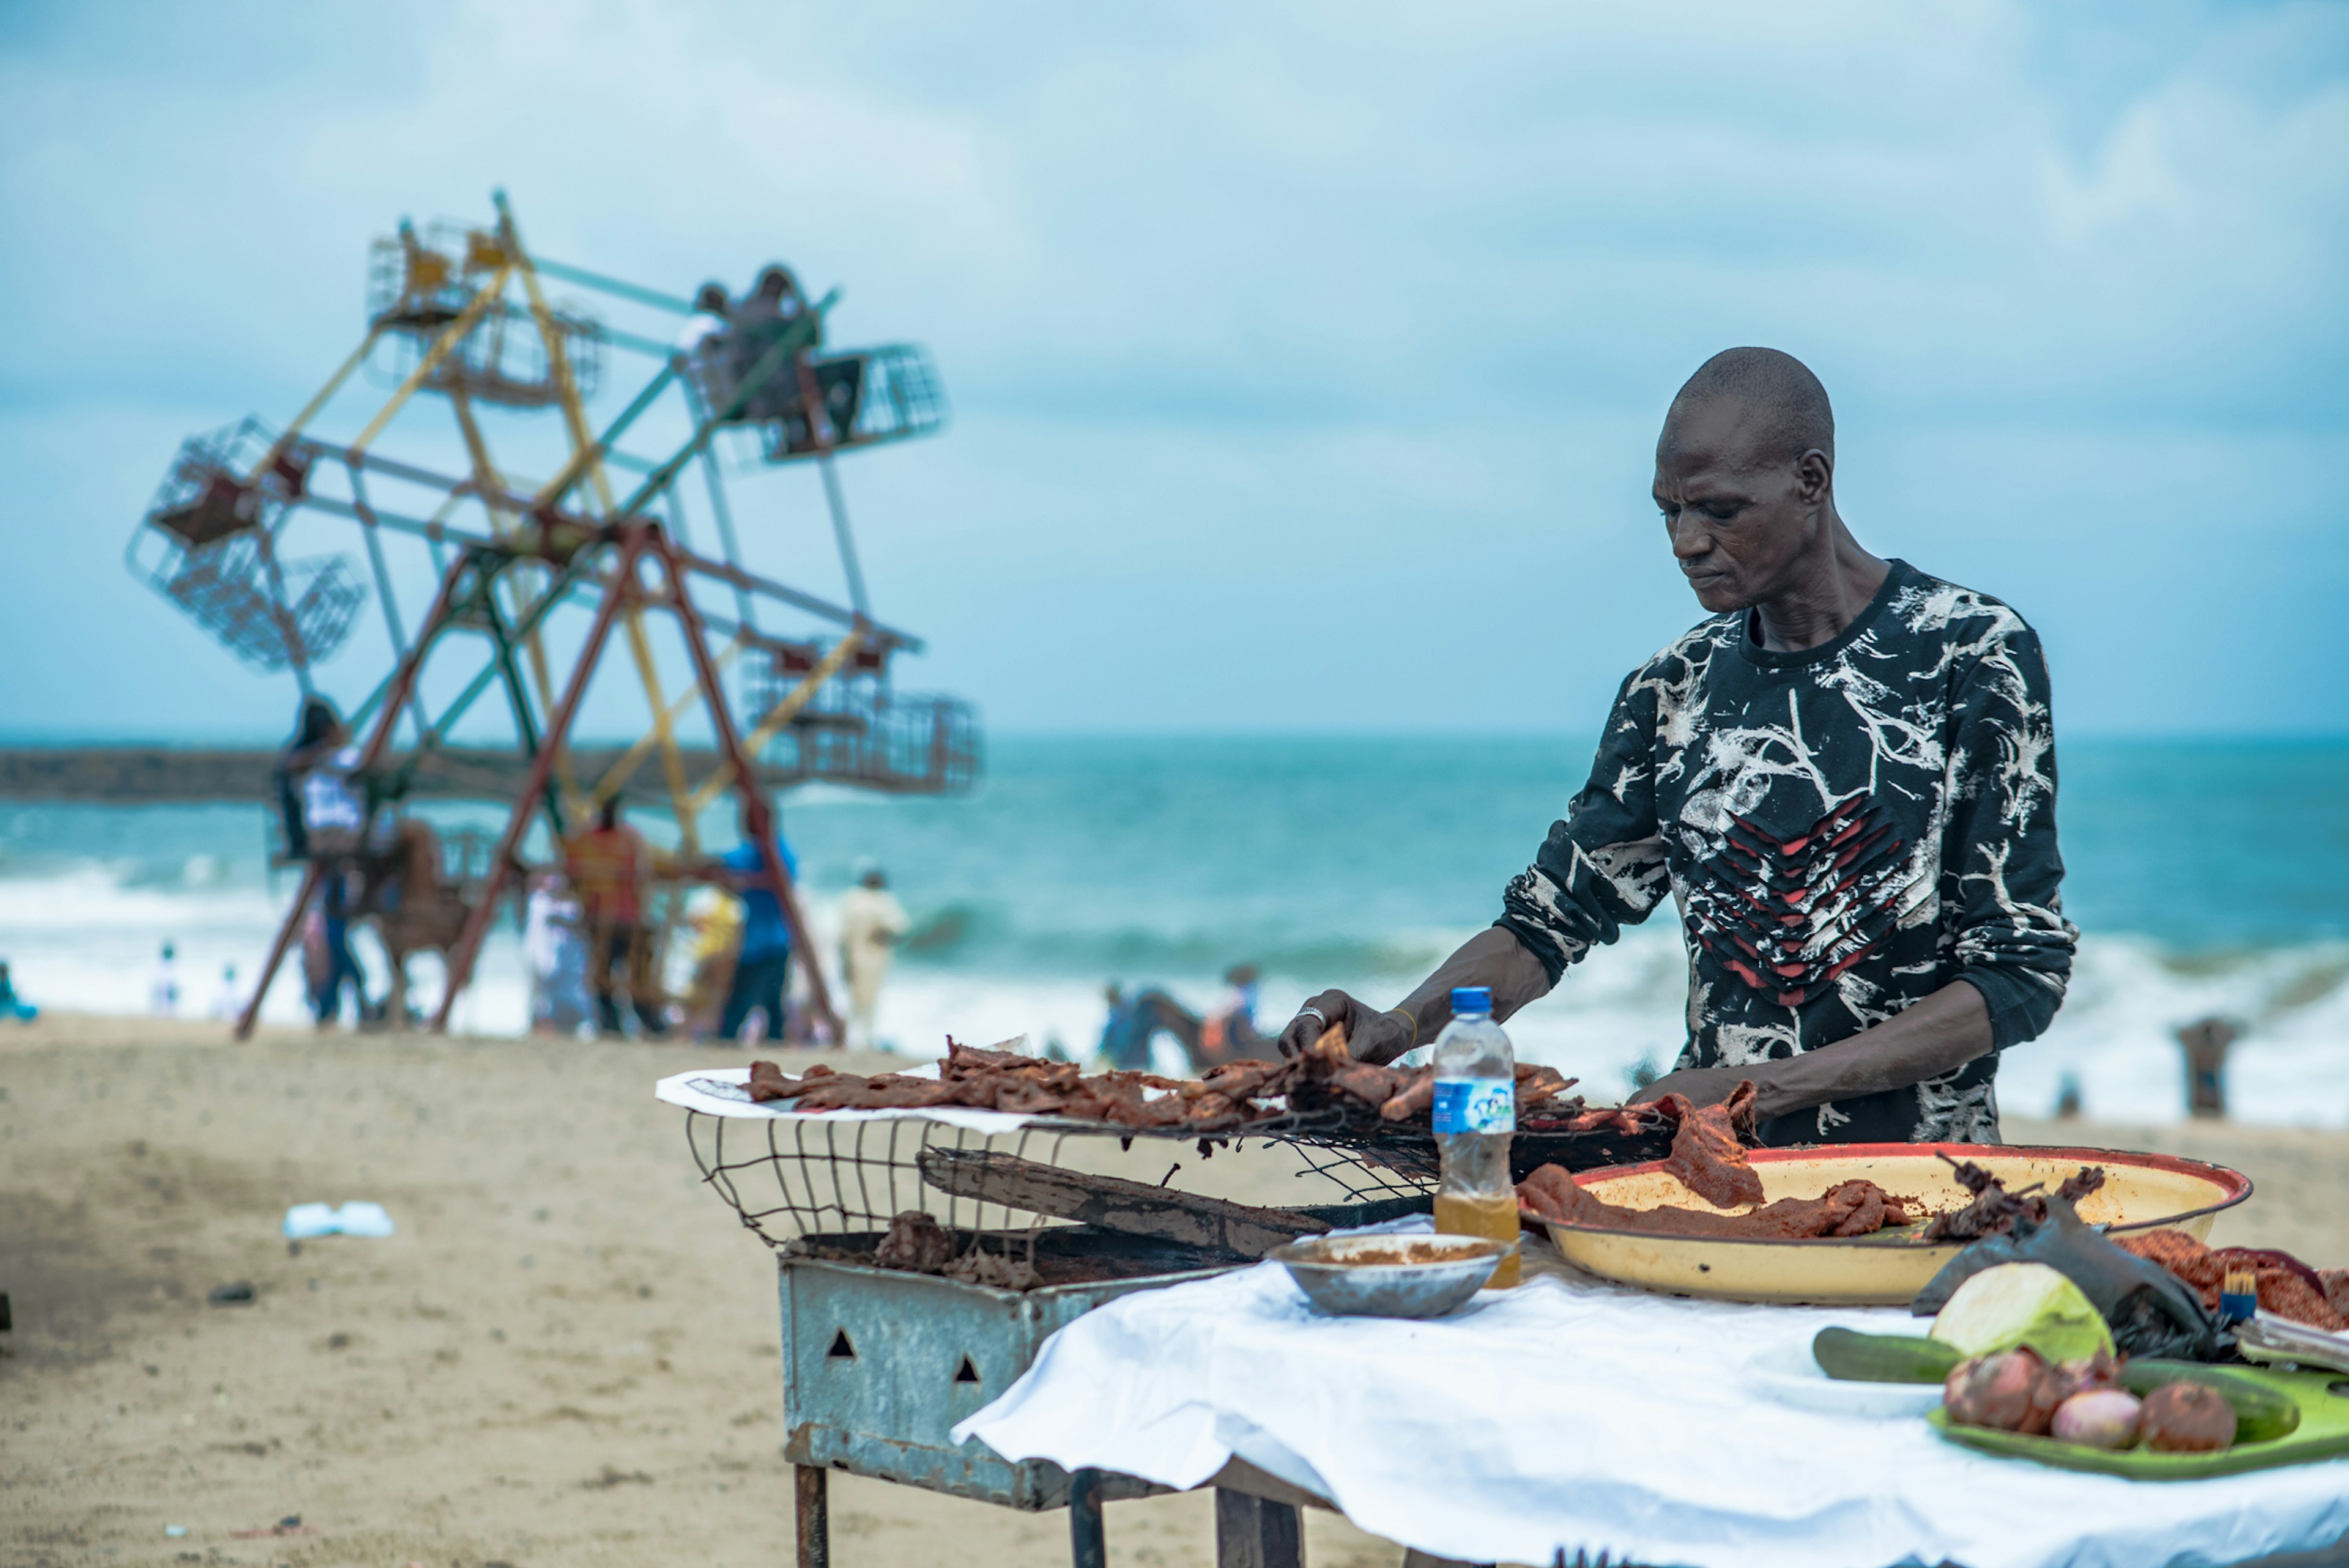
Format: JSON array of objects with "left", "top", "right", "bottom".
[
  {"left": 2178, "top": 1016, "right": 2239, "bottom": 1119},
  {"left": 1099, "top": 986, "right": 1212, "bottom": 1070},
  {"left": 1197, "top": 964, "right": 1274, "bottom": 1067},
  {"left": 209, "top": 964, "right": 243, "bottom": 1023},
  {"left": 277, "top": 697, "right": 379, "bottom": 1027},
  {"left": 565, "top": 799, "right": 666, "bottom": 1038},
  {"left": 717, "top": 805, "right": 798, "bottom": 1044},
  {"left": 523, "top": 871, "right": 592, "bottom": 1037},
  {"left": 0, "top": 960, "right": 37, "bottom": 1023},
  {"left": 149, "top": 942, "right": 180, "bottom": 1016},
  {"left": 311, "top": 876, "right": 372, "bottom": 1028},
  {"left": 300, "top": 909, "right": 332, "bottom": 1017},
  {"left": 1281, "top": 348, "right": 2076, "bottom": 1147},
  {"left": 837, "top": 862, "right": 908, "bottom": 1050},
  {"left": 283, "top": 698, "right": 366, "bottom": 861},
  {"left": 678, "top": 887, "right": 745, "bottom": 1040}
]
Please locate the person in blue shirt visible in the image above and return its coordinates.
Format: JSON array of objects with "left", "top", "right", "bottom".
[
  {"left": 0, "top": 960, "right": 36, "bottom": 1023},
  {"left": 718, "top": 808, "right": 799, "bottom": 1043}
]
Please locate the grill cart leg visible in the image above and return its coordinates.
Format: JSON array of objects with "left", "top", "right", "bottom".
[
  {"left": 1069, "top": 1467, "right": 1107, "bottom": 1568},
  {"left": 794, "top": 1465, "right": 828, "bottom": 1568},
  {"left": 1215, "top": 1487, "right": 1303, "bottom": 1568}
]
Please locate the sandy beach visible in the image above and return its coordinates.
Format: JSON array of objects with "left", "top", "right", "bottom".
[{"left": 6, "top": 1014, "right": 2347, "bottom": 1568}]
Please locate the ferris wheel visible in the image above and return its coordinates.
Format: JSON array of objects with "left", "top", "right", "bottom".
[{"left": 123, "top": 191, "right": 978, "bottom": 1038}]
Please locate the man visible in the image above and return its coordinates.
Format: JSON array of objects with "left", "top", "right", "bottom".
[
  {"left": 718, "top": 807, "right": 799, "bottom": 1043},
  {"left": 566, "top": 799, "right": 666, "bottom": 1038},
  {"left": 729, "top": 265, "right": 814, "bottom": 423},
  {"left": 1280, "top": 349, "right": 2074, "bottom": 1145},
  {"left": 209, "top": 964, "right": 243, "bottom": 1023},
  {"left": 1197, "top": 964, "right": 1276, "bottom": 1067},
  {"left": 836, "top": 862, "right": 908, "bottom": 1051},
  {"left": 149, "top": 941, "right": 181, "bottom": 1018},
  {"left": 522, "top": 871, "right": 591, "bottom": 1037},
  {"left": 675, "top": 282, "right": 736, "bottom": 410},
  {"left": 0, "top": 960, "right": 38, "bottom": 1024}
]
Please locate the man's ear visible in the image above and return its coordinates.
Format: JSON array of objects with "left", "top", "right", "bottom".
[{"left": 1794, "top": 448, "right": 1833, "bottom": 506}]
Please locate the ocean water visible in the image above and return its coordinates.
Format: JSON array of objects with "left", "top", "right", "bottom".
[{"left": 0, "top": 736, "right": 2342, "bottom": 1126}]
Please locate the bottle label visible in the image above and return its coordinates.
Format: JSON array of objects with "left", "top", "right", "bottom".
[{"left": 1431, "top": 1076, "right": 1515, "bottom": 1135}]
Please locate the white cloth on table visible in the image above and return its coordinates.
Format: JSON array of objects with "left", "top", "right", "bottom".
[{"left": 956, "top": 1219, "right": 2349, "bottom": 1568}]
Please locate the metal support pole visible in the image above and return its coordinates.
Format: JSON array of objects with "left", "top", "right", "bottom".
[
  {"left": 1068, "top": 1468, "right": 1107, "bottom": 1568},
  {"left": 1215, "top": 1489, "right": 1304, "bottom": 1568},
  {"left": 230, "top": 862, "right": 321, "bottom": 1043},
  {"left": 370, "top": 545, "right": 594, "bottom": 744},
  {"left": 815, "top": 456, "right": 869, "bottom": 618},
  {"left": 477, "top": 593, "right": 567, "bottom": 840},
  {"left": 345, "top": 461, "right": 430, "bottom": 746},
  {"left": 648, "top": 526, "right": 842, "bottom": 1041},
  {"left": 687, "top": 397, "right": 756, "bottom": 632},
  {"left": 793, "top": 1465, "right": 829, "bottom": 1568},
  {"left": 620, "top": 607, "right": 699, "bottom": 857},
  {"left": 428, "top": 534, "right": 640, "bottom": 1032},
  {"left": 787, "top": 351, "right": 872, "bottom": 621}
]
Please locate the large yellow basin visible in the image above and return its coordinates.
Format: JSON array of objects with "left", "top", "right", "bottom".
[{"left": 1537, "top": 1142, "right": 2251, "bottom": 1306}]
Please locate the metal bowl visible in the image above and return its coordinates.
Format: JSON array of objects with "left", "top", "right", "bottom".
[{"left": 1272, "top": 1233, "right": 1512, "bottom": 1318}]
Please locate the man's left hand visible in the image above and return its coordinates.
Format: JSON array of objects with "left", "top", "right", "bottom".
[{"left": 1628, "top": 1063, "right": 1770, "bottom": 1113}]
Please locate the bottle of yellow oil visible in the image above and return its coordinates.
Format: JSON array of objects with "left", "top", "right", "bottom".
[{"left": 1430, "top": 986, "right": 1520, "bottom": 1288}]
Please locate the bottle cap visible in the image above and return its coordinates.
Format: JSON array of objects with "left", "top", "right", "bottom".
[{"left": 1450, "top": 986, "right": 1493, "bottom": 1013}]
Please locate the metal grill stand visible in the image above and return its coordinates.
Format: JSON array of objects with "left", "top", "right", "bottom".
[{"left": 674, "top": 1088, "right": 1448, "bottom": 1568}]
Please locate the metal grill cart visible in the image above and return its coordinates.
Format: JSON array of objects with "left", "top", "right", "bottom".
[{"left": 659, "top": 1065, "right": 1459, "bottom": 1568}]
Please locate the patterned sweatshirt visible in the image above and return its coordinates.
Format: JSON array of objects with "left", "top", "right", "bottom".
[{"left": 1497, "top": 560, "right": 2076, "bottom": 1146}]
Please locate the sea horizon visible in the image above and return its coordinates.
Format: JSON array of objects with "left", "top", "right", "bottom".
[{"left": 1, "top": 732, "right": 2342, "bottom": 1131}]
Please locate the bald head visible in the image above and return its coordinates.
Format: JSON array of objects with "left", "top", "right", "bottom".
[
  {"left": 1653, "top": 346, "right": 1882, "bottom": 634},
  {"left": 1663, "top": 347, "right": 1833, "bottom": 472}
]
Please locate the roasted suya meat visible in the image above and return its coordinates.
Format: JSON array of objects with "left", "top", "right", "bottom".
[
  {"left": 1517, "top": 1163, "right": 1915, "bottom": 1240},
  {"left": 2113, "top": 1229, "right": 2349, "bottom": 1333},
  {"left": 744, "top": 1026, "right": 1594, "bottom": 1136},
  {"left": 1917, "top": 1154, "right": 2107, "bottom": 1243},
  {"left": 1514, "top": 1081, "right": 1918, "bottom": 1240},
  {"left": 1657, "top": 1081, "right": 1765, "bottom": 1208}
]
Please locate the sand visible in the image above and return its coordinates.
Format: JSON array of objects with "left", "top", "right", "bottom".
[{"left": 6, "top": 1015, "right": 2347, "bottom": 1568}]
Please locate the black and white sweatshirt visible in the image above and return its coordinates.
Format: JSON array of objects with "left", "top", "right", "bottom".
[{"left": 1497, "top": 560, "right": 2076, "bottom": 1146}]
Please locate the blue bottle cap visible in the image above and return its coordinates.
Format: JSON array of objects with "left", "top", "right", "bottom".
[{"left": 1450, "top": 986, "right": 1493, "bottom": 1013}]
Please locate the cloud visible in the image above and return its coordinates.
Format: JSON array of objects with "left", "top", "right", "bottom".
[{"left": 0, "top": 0, "right": 2343, "bottom": 741}]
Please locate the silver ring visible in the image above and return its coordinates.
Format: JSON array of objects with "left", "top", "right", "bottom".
[{"left": 1296, "top": 1005, "right": 1328, "bottom": 1028}]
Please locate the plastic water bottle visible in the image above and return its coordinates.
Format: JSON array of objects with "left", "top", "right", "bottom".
[{"left": 1430, "top": 985, "right": 1519, "bottom": 1288}]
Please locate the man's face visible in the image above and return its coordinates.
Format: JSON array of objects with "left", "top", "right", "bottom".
[{"left": 1652, "top": 399, "right": 1828, "bottom": 615}]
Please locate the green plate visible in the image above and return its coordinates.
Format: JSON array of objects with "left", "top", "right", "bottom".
[{"left": 1931, "top": 1367, "right": 2349, "bottom": 1479}]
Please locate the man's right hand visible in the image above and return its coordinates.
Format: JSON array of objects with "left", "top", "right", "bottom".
[{"left": 1276, "top": 989, "right": 1413, "bottom": 1065}]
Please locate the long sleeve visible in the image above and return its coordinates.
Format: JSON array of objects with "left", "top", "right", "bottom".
[
  {"left": 1496, "top": 671, "right": 1675, "bottom": 984},
  {"left": 1938, "top": 619, "right": 2077, "bottom": 1049}
]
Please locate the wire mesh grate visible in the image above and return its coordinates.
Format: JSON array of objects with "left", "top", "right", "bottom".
[
  {"left": 127, "top": 417, "right": 366, "bottom": 672},
  {"left": 686, "top": 1105, "right": 1436, "bottom": 1287}
]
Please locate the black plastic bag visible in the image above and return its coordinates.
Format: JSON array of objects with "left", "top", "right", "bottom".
[{"left": 1910, "top": 1196, "right": 2224, "bottom": 1361}]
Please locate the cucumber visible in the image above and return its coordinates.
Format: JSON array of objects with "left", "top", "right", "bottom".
[
  {"left": 2120, "top": 1360, "right": 2302, "bottom": 1444},
  {"left": 1813, "top": 1327, "right": 1964, "bottom": 1384}
]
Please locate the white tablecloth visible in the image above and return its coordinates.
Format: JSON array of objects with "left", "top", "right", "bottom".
[{"left": 955, "top": 1222, "right": 2349, "bottom": 1568}]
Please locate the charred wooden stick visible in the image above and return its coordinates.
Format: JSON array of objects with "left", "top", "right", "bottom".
[{"left": 916, "top": 1148, "right": 1331, "bottom": 1259}]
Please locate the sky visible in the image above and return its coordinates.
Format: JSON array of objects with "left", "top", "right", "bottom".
[{"left": 1, "top": 0, "right": 2344, "bottom": 745}]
